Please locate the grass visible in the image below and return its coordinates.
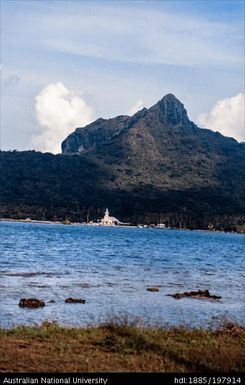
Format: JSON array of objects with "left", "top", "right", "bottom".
[{"left": 0, "top": 319, "right": 244, "bottom": 372}]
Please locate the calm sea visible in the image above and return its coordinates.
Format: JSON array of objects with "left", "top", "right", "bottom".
[{"left": 0, "top": 221, "right": 244, "bottom": 328}]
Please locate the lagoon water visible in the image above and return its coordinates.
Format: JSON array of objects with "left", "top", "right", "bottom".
[{"left": 0, "top": 221, "right": 244, "bottom": 328}]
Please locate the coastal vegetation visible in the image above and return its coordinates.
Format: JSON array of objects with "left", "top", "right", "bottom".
[
  {"left": 0, "top": 150, "right": 244, "bottom": 232},
  {"left": 0, "top": 320, "right": 244, "bottom": 372},
  {"left": 1, "top": 95, "right": 245, "bottom": 231}
]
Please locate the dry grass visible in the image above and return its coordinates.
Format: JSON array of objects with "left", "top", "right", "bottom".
[{"left": 0, "top": 320, "right": 244, "bottom": 372}]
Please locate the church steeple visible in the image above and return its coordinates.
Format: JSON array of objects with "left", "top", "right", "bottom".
[{"left": 101, "top": 208, "right": 120, "bottom": 226}]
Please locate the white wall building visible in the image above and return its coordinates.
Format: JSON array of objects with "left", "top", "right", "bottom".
[{"left": 101, "top": 208, "right": 120, "bottom": 226}]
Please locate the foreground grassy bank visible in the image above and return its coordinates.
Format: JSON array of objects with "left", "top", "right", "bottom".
[{"left": 0, "top": 321, "right": 244, "bottom": 372}]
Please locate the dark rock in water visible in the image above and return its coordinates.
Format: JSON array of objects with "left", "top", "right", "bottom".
[
  {"left": 65, "top": 297, "right": 86, "bottom": 304},
  {"left": 80, "top": 283, "right": 92, "bottom": 288},
  {"left": 147, "top": 287, "right": 159, "bottom": 292},
  {"left": 167, "top": 289, "right": 221, "bottom": 300},
  {"left": 19, "top": 298, "right": 45, "bottom": 308},
  {"left": 48, "top": 300, "right": 56, "bottom": 303}
]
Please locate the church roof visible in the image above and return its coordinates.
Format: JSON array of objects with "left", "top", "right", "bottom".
[{"left": 108, "top": 216, "right": 119, "bottom": 222}]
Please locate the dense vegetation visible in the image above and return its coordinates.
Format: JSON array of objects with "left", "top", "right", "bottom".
[
  {"left": 1, "top": 95, "right": 245, "bottom": 230},
  {"left": 0, "top": 320, "right": 244, "bottom": 372}
]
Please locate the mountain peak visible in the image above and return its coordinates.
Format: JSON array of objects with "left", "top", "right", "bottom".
[
  {"left": 161, "top": 93, "right": 180, "bottom": 102},
  {"left": 151, "top": 93, "right": 189, "bottom": 126}
]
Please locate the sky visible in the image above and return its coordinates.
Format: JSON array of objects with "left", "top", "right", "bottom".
[{"left": 0, "top": 0, "right": 244, "bottom": 153}]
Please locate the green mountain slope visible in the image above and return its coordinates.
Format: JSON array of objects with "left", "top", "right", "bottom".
[
  {"left": 1, "top": 94, "right": 244, "bottom": 230},
  {"left": 62, "top": 94, "right": 245, "bottom": 197}
]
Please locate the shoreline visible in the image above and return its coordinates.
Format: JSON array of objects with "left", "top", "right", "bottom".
[
  {"left": 0, "top": 217, "right": 138, "bottom": 229},
  {"left": 0, "top": 217, "right": 243, "bottom": 233}
]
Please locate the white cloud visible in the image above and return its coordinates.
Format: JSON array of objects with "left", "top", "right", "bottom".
[
  {"left": 1, "top": 2, "right": 243, "bottom": 152},
  {"left": 197, "top": 93, "right": 245, "bottom": 142},
  {"left": 43, "top": 5, "right": 243, "bottom": 68},
  {"left": 33, "top": 82, "right": 94, "bottom": 153},
  {"left": 128, "top": 99, "right": 145, "bottom": 116}
]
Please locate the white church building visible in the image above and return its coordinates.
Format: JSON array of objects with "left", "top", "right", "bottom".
[{"left": 101, "top": 208, "right": 120, "bottom": 226}]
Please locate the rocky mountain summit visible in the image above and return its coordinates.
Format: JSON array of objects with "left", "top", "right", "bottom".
[
  {"left": 62, "top": 94, "right": 193, "bottom": 154},
  {"left": 1, "top": 94, "right": 244, "bottom": 229},
  {"left": 62, "top": 94, "right": 244, "bottom": 192}
]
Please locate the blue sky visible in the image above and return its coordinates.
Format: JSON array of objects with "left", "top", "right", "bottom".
[{"left": 1, "top": 0, "right": 244, "bottom": 153}]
